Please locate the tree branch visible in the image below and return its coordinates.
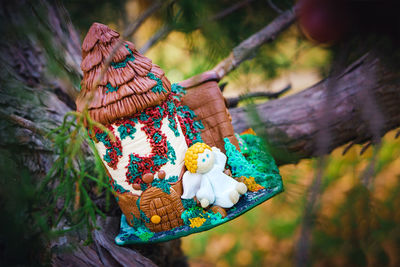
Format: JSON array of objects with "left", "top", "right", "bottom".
[
  {"left": 212, "top": 8, "right": 296, "bottom": 79},
  {"left": 0, "top": 112, "right": 46, "bottom": 136},
  {"left": 139, "top": 24, "right": 173, "bottom": 54},
  {"left": 208, "top": 0, "right": 257, "bottom": 22},
  {"left": 230, "top": 51, "right": 400, "bottom": 165},
  {"left": 267, "top": 0, "right": 283, "bottom": 14},
  {"left": 123, "top": 1, "right": 163, "bottom": 38},
  {"left": 226, "top": 84, "right": 291, "bottom": 108},
  {"left": 179, "top": 9, "right": 296, "bottom": 87},
  {"left": 140, "top": 0, "right": 259, "bottom": 54}
]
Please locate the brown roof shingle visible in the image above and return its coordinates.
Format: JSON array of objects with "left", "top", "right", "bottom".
[{"left": 76, "top": 23, "right": 171, "bottom": 125}]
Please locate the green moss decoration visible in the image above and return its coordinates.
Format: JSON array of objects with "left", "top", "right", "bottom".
[
  {"left": 168, "top": 116, "right": 180, "bottom": 137},
  {"left": 235, "top": 133, "right": 250, "bottom": 154},
  {"left": 136, "top": 197, "right": 150, "bottom": 223},
  {"left": 129, "top": 212, "right": 141, "bottom": 226},
  {"left": 139, "top": 113, "right": 149, "bottom": 121},
  {"left": 151, "top": 178, "right": 171, "bottom": 194},
  {"left": 193, "top": 121, "right": 204, "bottom": 131},
  {"left": 224, "top": 137, "right": 279, "bottom": 188},
  {"left": 171, "top": 83, "right": 185, "bottom": 96},
  {"left": 181, "top": 206, "right": 202, "bottom": 225},
  {"left": 167, "top": 175, "right": 178, "bottom": 183},
  {"left": 240, "top": 134, "right": 280, "bottom": 174},
  {"left": 135, "top": 226, "right": 155, "bottom": 241},
  {"left": 153, "top": 132, "right": 162, "bottom": 143},
  {"left": 181, "top": 198, "right": 197, "bottom": 210},
  {"left": 146, "top": 175, "right": 179, "bottom": 196},
  {"left": 140, "top": 183, "right": 147, "bottom": 191},
  {"left": 167, "top": 83, "right": 204, "bottom": 145},
  {"left": 177, "top": 104, "right": 204, "bottom": 145},
  {"left": 152, "top": 154, "right": 168, "bottom": 167},
  {"left": 128, "top": 213, "right": 154, "bottom": 241},
  {"left": 109, "top": 176, "right": 129, "bottom": 193},
  {"left": 105, "top": 83, "right": 119, "bottom": 93},
  {"left": 181, "top": 206, "right": 223, "bottom": 227},
  {"left": 111, "top": 44, "right": 135, "bottom": 69},
  {"left": 147, "top": 72, "right": 167, "bottom": 94},
  {"left": 166, "top": 141, "right": 176, "bottom": 164},
  {"left": 117, "top": 122, "right": 136, "bottom": 140}
]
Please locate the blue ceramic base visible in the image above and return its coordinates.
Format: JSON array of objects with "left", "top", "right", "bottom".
[{"left": 115, "top": 182, "right": 283, "bottom": 245}]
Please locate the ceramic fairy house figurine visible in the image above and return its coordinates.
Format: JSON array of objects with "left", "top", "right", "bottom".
[
  {"left": 77, "top": 23, "right": 283, "bottom": 244},
  {"left": 76, "top": 23, "right": 204, "bottom": 233}
]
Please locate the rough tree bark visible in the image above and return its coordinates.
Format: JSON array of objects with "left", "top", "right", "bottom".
[
  {"left": 1, "top": 0, "right": 399, "bottom": 266},
  {"left": 230, "top": 52, "right": 400, "bottom": 164}
]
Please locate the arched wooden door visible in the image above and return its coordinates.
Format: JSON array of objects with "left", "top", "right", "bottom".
[{"left": 140, "top": 187, "right": 185, "bottom": 232}]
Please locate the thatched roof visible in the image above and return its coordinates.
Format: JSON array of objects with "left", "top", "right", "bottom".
[{"left": 76, "top": 23, "right": 171, "bottom": 125}]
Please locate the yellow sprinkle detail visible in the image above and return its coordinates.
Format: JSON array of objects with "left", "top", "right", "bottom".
[
  {"left": 184, "top": 142, "right": 212, "bottom": 173},
  {"left": 151, "top": 215, "right": 161, "bottom": 224},
  {"left": 189, "top": 217, "right": 206, "bottom": 228},
  {"left": 241, "top": 176, "right": 264, "bottom": 192},
  {"left": 240, "top": 128, "right": 257, "bottom": 135}
]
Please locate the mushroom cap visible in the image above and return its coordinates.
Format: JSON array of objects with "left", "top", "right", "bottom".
[{"left": 76, "top": 23, "right": 171, "bottom": 125}]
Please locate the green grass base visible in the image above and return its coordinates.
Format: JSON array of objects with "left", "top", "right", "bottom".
[{"left": 115, "top": 181, "right": 283, "bottom": 245}]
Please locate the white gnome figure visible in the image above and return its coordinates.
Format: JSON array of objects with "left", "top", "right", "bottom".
[{"left": 181, "top": 142, "right": 247, "bottom": 208}]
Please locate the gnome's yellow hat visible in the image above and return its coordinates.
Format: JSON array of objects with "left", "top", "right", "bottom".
[{"left": 184, "top": 142, "right": 212, "bottom": 173}]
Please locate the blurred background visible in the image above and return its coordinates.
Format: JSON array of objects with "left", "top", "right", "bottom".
[{"left": 1, "top": 0, "right": 400, "bottom": 266}]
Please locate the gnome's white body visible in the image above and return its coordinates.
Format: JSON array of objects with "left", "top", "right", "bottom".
[{"left": 181, "top": 147, "right": 247, "bottom": 208}]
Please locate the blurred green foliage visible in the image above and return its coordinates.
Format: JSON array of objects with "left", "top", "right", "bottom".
[
  {"left": 63, "top": 0, "right": 126, "bottom": 33},
  {"left": 0, "top": 111, "right": 112, "bottom": 265},
  {"left": 65, "top": 0, "right": 329, "bottom": 82},
  {"left": 0, "top": 150, "right": 50, "bottom": 265},
  {"left": 157, "top": 0, "right": 300, "bottom": 78},
  {"left": 43, "top": 110, "right": 112, "bottom": 238}
]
